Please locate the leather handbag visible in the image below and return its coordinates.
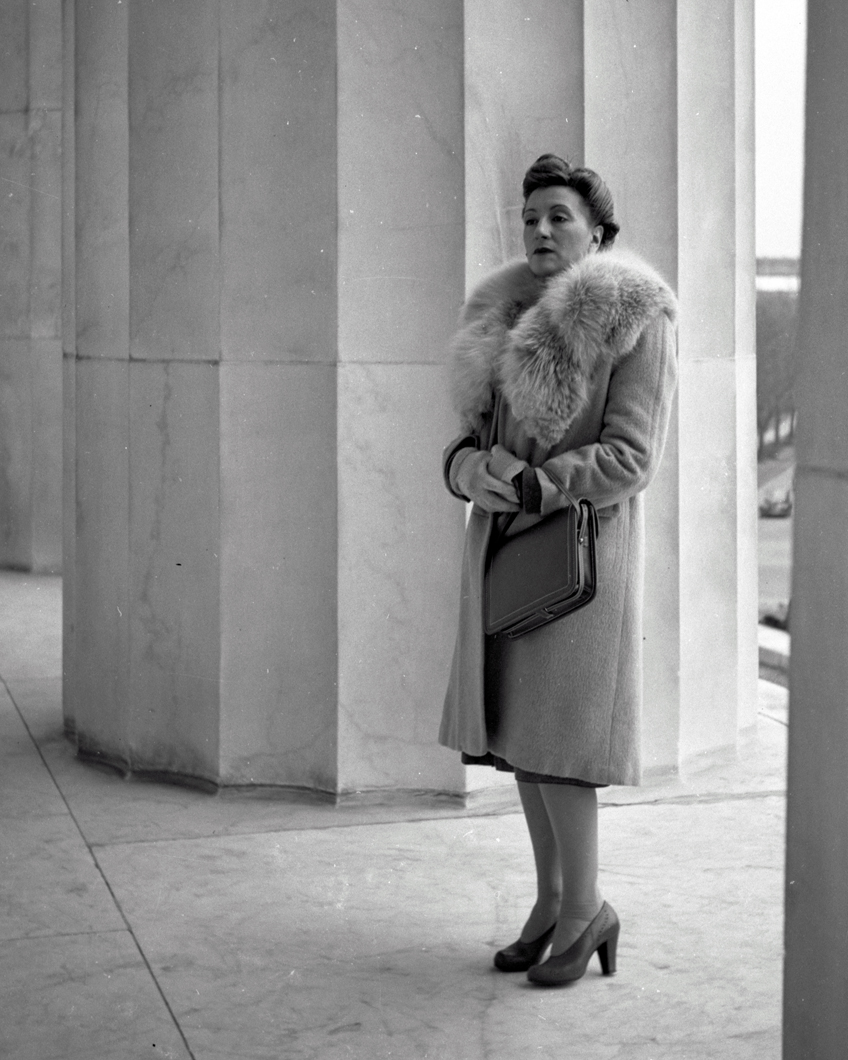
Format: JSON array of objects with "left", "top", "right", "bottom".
[{"left": 484, "top": 486, "right": 598, "bottom": 639}]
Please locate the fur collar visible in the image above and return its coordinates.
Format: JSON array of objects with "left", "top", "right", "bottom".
[{"left": 450, "top": 249, "right": 677, "bottom": 447}]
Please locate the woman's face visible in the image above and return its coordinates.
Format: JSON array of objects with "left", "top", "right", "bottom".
[{"left": 522, "top": 185, "right": 603, "bottom": 279}]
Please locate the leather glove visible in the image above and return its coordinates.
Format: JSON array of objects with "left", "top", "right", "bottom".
[
  {"left": 453, "top": 450, "right": 520, "bottom": 513},
  {"left": 512, "top": 466, "right": 543, "bottom": 514},
  {"left": 488, "top": 445, "right": 543, "bottom": 514}
]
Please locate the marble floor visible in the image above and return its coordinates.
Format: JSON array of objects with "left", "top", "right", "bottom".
[{"left": 0, "top": 573, "right": 787, "bottom": 1060}]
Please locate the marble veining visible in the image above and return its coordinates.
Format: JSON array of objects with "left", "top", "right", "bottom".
[
  {"left": 0, "top": 814, "right": 125, "bottom": 941},
  {"left": 28, "top": 0, "right": 63, "bottom": 110},
  {"left": 464, "top": 0, "right": 584, "bottom": 284},
  {"left": 28, "top": 108, "right": 62, "bottom": 341},
  {"left": 0, "top": 340, "right": 34, "bottom": 568},
  {"left": 337, "top": 0, "right": 465, "bottom": 366},
  {"left": 72, "top": 359, "right": 131, "bottom": 759},
  {"left": 0, "top": 1, "right": 27, "bottom": 113},
  {"left": 93, "top": 800, "right": 782, "bottom": 1059},
  {"left": 29, "top": 338, "right": 63, "bottom": 571},
  {"left": 2, "top": 576, "right": 786, "bottom": 1060},
  {"left": 128, "top": 361, "right": 220, "bottom": 776},
  {"left": 128, "top": 0, "right": 219, "bottom": 361},
  {"left": 73, "top": 0, "right": 130, "bottom": 361},
  {"left": 0, "top": 933, "right": 192, "bottom": 1060},
  {"left": 218, "top": 364, "right": 338, "bottom": 787},
  {"left": 219, "top": 0, "right": 338, "bottom": 363},
  {"left": 0, "top": 115, "right": 31, "bottom": 337},
  {"left": 336, "top": 363, "right": 464, "bottom": 792}
]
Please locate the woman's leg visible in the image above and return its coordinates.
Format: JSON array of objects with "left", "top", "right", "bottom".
[
  {"left": 516, "top": 781, "right": 563, "bottom": 941},
  {"left": 538, "top": 782, "right": 604, "bottom": 955}
]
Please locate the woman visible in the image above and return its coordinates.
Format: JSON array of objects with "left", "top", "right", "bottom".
[{"left": 440, "top": 154, "right": 678, "bottom": 986}]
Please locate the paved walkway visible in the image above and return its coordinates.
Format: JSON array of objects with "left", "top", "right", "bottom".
[{"left": 1, "top": 573, "right": 786, "bottom": 1059}]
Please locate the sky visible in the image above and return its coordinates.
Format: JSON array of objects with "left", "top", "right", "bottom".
[{"left": 755, "top": 0, "right": 807, "bottom": 260}]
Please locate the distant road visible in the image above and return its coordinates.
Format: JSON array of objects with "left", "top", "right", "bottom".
[
  {"left": 757, "top": 446, "right": 794, "bottom": 618},
  {"left": 759, "top": 514, "right": 792, "bottom": 616}
]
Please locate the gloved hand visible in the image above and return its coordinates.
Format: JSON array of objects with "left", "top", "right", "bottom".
[
  {"left": 488, "top": 445, "right": 543, "bottom": 514},
  {"left": 453, "top": 450, "right": 520, "bottom": 513},
  {"left": 512, "top": 466, "right": 543, "bottom": 514}
]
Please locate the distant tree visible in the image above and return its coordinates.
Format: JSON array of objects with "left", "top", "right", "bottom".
[{"left": 756, "top": 289, "right": 798, "bottom": 454}]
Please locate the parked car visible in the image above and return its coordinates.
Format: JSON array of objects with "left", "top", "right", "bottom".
[{"left": 759, "top": 487, "right": 793, "bottom": 518}]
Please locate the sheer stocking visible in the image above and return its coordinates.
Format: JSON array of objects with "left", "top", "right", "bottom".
[{"left": 517, "top": 780, "right": 603, "bottom": 955}]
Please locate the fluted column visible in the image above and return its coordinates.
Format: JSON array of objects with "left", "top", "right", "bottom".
[
  {"left": 71, "top": 0, "right": 131, "bottom": 760},
  {"left": 68, "top": 0, "right": 465, "bottom": 793},
  {"left": 585, "top": 0, "right": 758, "bottom": 776},
  {"left": 0, "top": 0, "right": 63, "bottom": 573},
  {"left": 676, "top": 0, "right": 758, "bottom": 764},
  {"left": 334, "top": 1, "right": 466, "bottom": 792},
  {"left": 784, "top": 2, "right": 848, "bottom": 1054},
  {"left": 734, "top": 0, "right": 759, "bottom": 734},
  {"left": 463, "top": 0, "right": 585, "bottom": 282},
  {"left": 61, "top": 0, "right": 76, "bottom": 730},
  {"left": 460, "top": 0, "right": 757, "bottom": 785},
  {"left": 584, "top": 0, "right": 682, "bottom": 774},
  {"left": 67, "top": 0, "right": 757, "bottom": 797}
]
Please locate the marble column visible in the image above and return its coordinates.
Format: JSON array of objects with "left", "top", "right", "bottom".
[
  {"left": 584, "top": 0, "right": 681, "bottom": 775},
  {"left": 734, "top": 0, "right": 759, "bottom": 734},
  {"left": 69, "top": 0, "right": 467, "bottom": 793},
  {"left": 584, "top": 0, "right": 758, "bottom": 776},
  {"left": 784, "top": 1, "right": 848, "bottom": 1053},
  {"left": 0, "top": 0, "right": 30, "bottom": 568},
  {"left": 675, "top": 0, "right": 758, "bottom": 765},
  {"left": 61, "top": 0, "right": 76, "bottom": 731},
  {"left": 0, "top": 0, "right": 63, "bottom": 573},
  {"left": 71, "top": 0, "right": 131, "bottom": 760},
  {"left": 334, "top": 1, "right": 467, "bottom": 792},
  {"left": 68, "top": 0, "right": 757, "bottom": 797},
  {"left": 463, "top": 0, "right": 584, "bottom": 284}
]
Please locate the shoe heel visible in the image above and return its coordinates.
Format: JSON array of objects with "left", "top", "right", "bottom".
[{"left": 598, "top": 926, "right": 619, "bottom": 975}]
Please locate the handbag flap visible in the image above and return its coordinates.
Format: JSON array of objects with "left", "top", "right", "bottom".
[{"left": 485, "top": 508, "right": 582, "bottom": 633}]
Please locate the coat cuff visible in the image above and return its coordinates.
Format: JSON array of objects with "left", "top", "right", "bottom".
[
  {"left": 487, "top": 443, "right": 527, "bottom": 484},
  {"left": 537, "top": 467, "right": 568, "bottom": 516},
  {"left": 443, "top": 435, "right": 479, "bottom": 499}
]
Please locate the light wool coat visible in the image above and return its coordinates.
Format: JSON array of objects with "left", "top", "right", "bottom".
[{"left": 439, "top": 249, "right": 678, "bottom": 786}]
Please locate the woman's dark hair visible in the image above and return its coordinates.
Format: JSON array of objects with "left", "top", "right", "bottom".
[{"left": 522, "top": 153, "right": 620, "bottom": 248}]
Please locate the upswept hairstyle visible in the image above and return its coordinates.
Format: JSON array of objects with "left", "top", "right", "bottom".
[{"left": 522, "top": 153, "right": 620, "bottom": 249}]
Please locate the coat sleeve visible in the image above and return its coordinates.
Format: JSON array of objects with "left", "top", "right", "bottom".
[
  {"left": 539, "top": 313, "right": 678, "bottom": 510},
  {"left": 442, "top": 434, "right": 480, "bottom": 499}
]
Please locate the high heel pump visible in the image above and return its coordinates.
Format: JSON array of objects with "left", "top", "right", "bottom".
[
  {"left": 527, "top": 902, "right": 619, "bottom": 986},
  {"left": 493, "top": 923, "right": 556, "bottom": 972}
]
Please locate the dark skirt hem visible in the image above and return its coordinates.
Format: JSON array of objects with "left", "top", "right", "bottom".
[{"left": 460, "top": 751, "right": 608, "bottom": 788}]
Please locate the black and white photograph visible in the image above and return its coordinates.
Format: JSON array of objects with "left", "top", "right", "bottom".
[{"left": 1, "top": 1, "right": 840, "bottom": 1057}]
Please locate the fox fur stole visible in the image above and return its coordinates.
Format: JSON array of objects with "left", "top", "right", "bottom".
[{"left": 449, "top": 249, "right": 678, "bottom": 448}]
